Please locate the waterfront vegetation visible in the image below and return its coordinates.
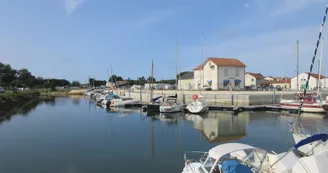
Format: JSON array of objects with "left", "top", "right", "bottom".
[
  {"left": 0, "top": 90, "right": 40, "bottom": 110},
  {"left": 0, "top": 62, "right": 73, "bottom": 90}
]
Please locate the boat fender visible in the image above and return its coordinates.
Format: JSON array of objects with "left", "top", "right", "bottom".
[{"left": 192, "top": 94, "right": 198, "bottom": 100}]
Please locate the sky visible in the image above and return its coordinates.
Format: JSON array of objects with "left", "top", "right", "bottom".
[{"left": 1, "top": 0, "right": 328, "bottom": 83}]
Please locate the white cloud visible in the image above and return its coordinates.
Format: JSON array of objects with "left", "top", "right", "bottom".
[
  {"left": 64, "top": 0, "right": 85, "bottom": 15},
  {"left": 127, "top": 7, "right": 189, "bottom": 29},
  {"left": 270, "top": 0, "right": 326, "bottom": 17},
  {"left": 179, "top": 25, "right": 327, "bottom": 77}
]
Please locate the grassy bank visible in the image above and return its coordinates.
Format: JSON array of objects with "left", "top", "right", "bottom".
[
  {"left": 39, "top": 89, "right": 84, "bottom": 96},
  {"left": 0, "top": 91, "right": 41, "bottom": 111}
]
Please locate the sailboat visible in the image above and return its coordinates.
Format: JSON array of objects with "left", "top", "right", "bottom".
[
  {"left": 279, "top": 40, "right": 326, "bottom": 114},
  {"left": 290, "top": 6, "right": 328, "bottom": 156},
  {"left": 142, "top": 59, "right": 162, "bottom": 112},
  {"left": 159, "top": 36, "right": 183, "bottom": 113},
  {"left": 186, "top": 33, "right": 209, "bottom": 114}
]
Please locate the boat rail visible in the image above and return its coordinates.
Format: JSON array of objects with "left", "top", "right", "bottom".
[
  {"left": 184, "top": 151, "right": 208, "bottom": 164},
  {"left": 290, "top": 122, "right": 326, "bottom": 137}
]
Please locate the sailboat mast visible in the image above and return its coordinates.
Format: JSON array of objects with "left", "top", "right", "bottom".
[
  {"left": 296, "top": 40, "right": 299, "bottom": 91},
  {"left": 201, "top": 33, "right": 204, "bottom": 89},
  {"left": 296, "top": 6, "right": 328, "bottom": 117},
  {"left": 175, "top": 34, "right": 179, "bottom": 93},
  {"left": 318, "top": 37, "right": 323, "bottom": 95},
  {"left": 150, "top": 59, "right": 154, "bottom": 101}
]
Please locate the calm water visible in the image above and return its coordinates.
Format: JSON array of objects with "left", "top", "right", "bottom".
[{"left": 1, "top": 97, "right": 328, "bottom": 173}]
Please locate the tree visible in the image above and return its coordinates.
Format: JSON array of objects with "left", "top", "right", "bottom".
[
  {"left": 176, "top": 71, "right": 189, "bottom": 80},
  {"left": 0, "top": 63, "right": 17, "bottom": 87},
  {"left": 71, "top": 81, "right": 81, "bottom": 87},
  {"left": 147, "top": 76, "right": 156, "bottom": 82}
]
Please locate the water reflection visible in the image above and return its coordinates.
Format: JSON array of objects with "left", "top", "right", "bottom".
[
  {"left": 185, "top": 112, "right": 248, "bottom": 143},
  {"left": 0, "top": 97, "right": 56, "bottom": 125}
]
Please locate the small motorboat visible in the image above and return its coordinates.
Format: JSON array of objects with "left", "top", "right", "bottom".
[
  {"left": 182, "top": 133, "right": 328, "bottom": 173},
  {"left": 159, "top": 94, "right": 183, "bottom": 113},
  {"left": 186, "top": 94, "right": 209, "bottom": 114}
]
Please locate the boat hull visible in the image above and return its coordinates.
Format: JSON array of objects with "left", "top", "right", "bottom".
[
  {"left": 159, "top": 105, "right": 182, "bottom": 113},
  {"left": 186, "top": 105, "right": 209, "bottom": 114},
  {"left": 110, "top": 100, "right": 140, "bottom": 107},
  {"left": 280, "top": 101, "right": 325, "bottom": 113}
]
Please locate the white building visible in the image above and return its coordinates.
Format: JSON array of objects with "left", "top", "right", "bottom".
[
  {"left": 245, "top": 72, "right": 265, "bottom": 87},
  {"left": 321, "top": 78, "right": 328, "bottom": 89},
  {"left": 290, "top": 72, "right": 326, "bottom": 90},
  {"left": 193, "top": 57, "right": 246, "bottom": 90},
  {"left": 178, "top": 72, "right": 194, "bottom": 90}
]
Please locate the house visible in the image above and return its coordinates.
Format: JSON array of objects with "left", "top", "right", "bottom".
[
  {"left": 193, "top": 57, "right": 246, "bottom": 90},
  {"left": 245, "top": 72, "right": 265, "bottom": 87},
  {"left": 260, "top": 77, "right": 291, "bottom": 89},
  {"left": 178, "top": 71, "right": 194, "bottom": 90},
  {"left": 290, "top": 72, "right": 326, "bottom": 90},
  {"left": 321, "top": 78, "right": 328, "bottom": 89}
]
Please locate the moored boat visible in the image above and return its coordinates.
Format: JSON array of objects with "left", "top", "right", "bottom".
[
  {"left": 182, "top": 133, "right": 328, "bottom": 173},
  {"left": 186, "top": 94, "right": 209, "bottom": 114},
  {"left": 280, "top": 93, "right": 326, "bottom": 113},
  {"left": 159, "top": 94, "right": 183, "bottom": 113},
  {"left": 110, "top": 97, "right": 140, "bottom": 107}
]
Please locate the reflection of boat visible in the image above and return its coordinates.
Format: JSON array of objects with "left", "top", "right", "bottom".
[
  {"left": 185, "top": 112, "right": 248, "bottom": 143},
  {"left": 186, "top": 95, "right": 209, "bottom": 114},
  {"left": 182, "top": 133, "right": 328, "bottom": 173},
  {"left": 107, "top": 107, "right": 141, "bottom": 116},
  {"left": 155, "top": 112, "right": 182, "bottom": 124}
]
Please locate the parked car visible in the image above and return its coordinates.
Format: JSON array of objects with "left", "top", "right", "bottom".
[
  {"left": 200, "top": 85, "right": 212, "bottom": 90},
  {"left": 0, "top": 87, "right": 5, "bottom": 93}
]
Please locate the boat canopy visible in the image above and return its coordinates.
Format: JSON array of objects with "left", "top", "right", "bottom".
[
  {"left": 293, "top": 133, "right": 328, "bottom": 149},
  {"left": 292, "top": 151, "right": 328, "bottom": 173},
  {"left": 151, "top": 96, "right": 162, "bottom": 103},
  {"left": 220, "top": 160, "right": 252, "bottom": 173},
  {"left": 208, "top": 143, "right": 257, "bottom": 160}
]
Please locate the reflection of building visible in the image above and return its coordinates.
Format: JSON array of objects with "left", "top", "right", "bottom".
[{"left": 186, "top": 112, "right": 249, "bottom": 143}]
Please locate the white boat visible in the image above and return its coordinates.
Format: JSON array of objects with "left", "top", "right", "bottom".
[
  {"left": 159, "top": 95, "right": 183, "bottom": 113},
  {"left": 182, "top": 133, "right": 328, "bottom": 173},
  {"left": 110, "top": 97, "right": 139, "bottom": 107},
  {"left": 187, "top": 95, "right": 209, "bottom": 114},
  {"left": 290, "top": 122, "right": 328, "bottom": 156}
]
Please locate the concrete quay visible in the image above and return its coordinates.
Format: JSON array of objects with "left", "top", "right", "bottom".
[{"left": 123, "top": 90, "right": 328, "bottom": 106}]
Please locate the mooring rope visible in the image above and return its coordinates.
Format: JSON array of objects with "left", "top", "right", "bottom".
[{"left": 295, "top": 6, "right": 328, "bottom": 125}]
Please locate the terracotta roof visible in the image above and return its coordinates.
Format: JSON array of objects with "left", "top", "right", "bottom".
[
  {"left": 260, "top": 78, "right": 291, "bottom": 85},
  {"left": 307, "top": 73, "right": 326, "bottom": 79},
  {"left": 246, "top": 72, "right": 264, "bottom": 79},
  {"left": 193, "top": 57, "right": 246, "bottom": 70}
]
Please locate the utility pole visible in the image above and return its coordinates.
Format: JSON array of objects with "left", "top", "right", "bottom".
[{"left": 296, "top": 40, "right": 299, "bottom": 91}]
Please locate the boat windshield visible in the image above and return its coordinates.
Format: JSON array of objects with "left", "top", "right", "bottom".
[{"left": 201, "top": 157, "right": 217, "bottom": 173}]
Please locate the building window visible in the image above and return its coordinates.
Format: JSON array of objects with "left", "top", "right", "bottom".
[
  {"left": 235, "top": 69, "right": 239, "bottom": 77},
  {"left": 251, "top": 78, "right": 254, "bottom": 82},
  {"left": 224, "top": 69, "right": 228, "bottom": 76}
]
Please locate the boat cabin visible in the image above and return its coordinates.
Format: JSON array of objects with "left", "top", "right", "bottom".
[{"left": 183, "top": 143, "right": 267, "bottom": 173}]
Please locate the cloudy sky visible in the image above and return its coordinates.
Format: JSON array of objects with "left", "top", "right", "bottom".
[{"left": 0, "top": 0, "right": 327, "bottom": 82}]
